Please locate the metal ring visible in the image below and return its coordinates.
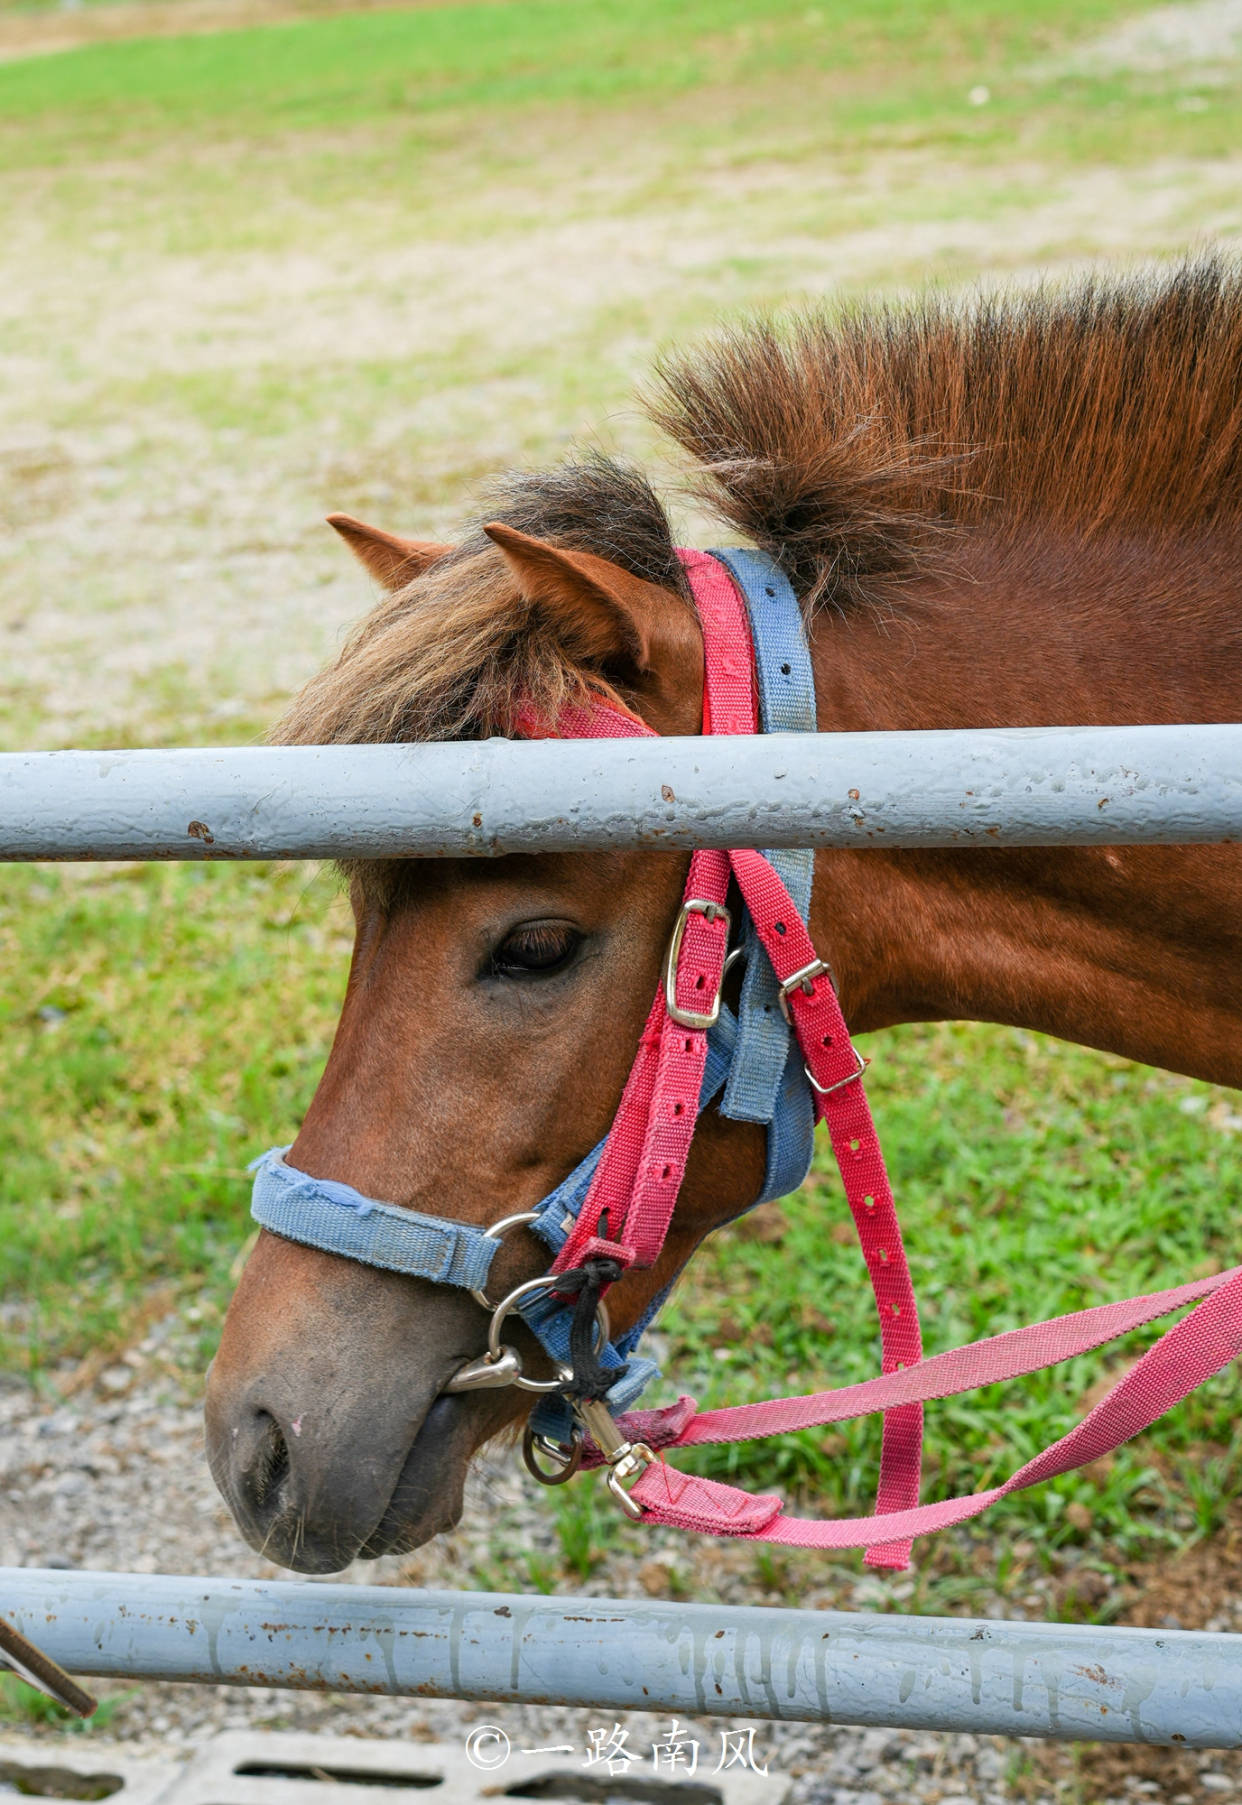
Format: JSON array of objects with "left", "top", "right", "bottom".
[
  {"left": 469, "top": 1210, "right": 543, "bottom": 1311},
  {"left": 522, "top": 1424, "right": 584, "bottom": 1486},
  {"left": 486, "top": 1275, "right": 611, "bottom": 1394}
]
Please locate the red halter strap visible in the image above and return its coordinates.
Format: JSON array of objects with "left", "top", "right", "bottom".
[
  {"left": 548, "top": 553, "right": 746, "bottom": 1278},
  {"left": 529, "top": 550, "right": 925, "bottom": 1568}
]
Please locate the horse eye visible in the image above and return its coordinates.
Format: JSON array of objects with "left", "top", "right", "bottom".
[{"left": 489, "top": 924, "right": 581, "bottom": 978}]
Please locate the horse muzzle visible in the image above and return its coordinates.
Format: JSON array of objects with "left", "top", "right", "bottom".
[{"left": 204, "top": 1233, "right": 520, "bottom": 1572}]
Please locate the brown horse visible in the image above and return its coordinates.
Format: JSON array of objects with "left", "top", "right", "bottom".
[{"left": 206, "top": 259, "right": 1242, "bottom": 1574}]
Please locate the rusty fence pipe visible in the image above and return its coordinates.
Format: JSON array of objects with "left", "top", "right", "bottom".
[
  {"left": 3, "top": 1568, "right": 1240, "bottom": 1746},
  {"left": 2, "top": 724, "right": 1242, "bottom": 861}
]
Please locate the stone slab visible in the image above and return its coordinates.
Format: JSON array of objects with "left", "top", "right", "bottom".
[
  {"left": 156, "top": 1729, "right": 792, "bottom": 1804},
  {"left": 0, "top": 1737, "right": 177, "bottom": 1804}
]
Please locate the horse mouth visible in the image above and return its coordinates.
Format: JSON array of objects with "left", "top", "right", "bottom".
[
  {"left": 354, "top": 1392, "right": 472, "bottom": 1560},
  {"left": 210, "top": 1380, "right": 485, "bottom": 1576}
]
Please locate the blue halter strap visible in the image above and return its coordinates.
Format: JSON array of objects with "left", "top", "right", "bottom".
[{"left": 249, "top": 548, "right": 817, "bottom": 1422}]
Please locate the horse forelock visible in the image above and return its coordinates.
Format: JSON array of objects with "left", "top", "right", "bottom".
[
  {"left": 272, "top": 453, "right": 693, "bottom": 903},
  {"left": 273, "top": 451, "right": 689, "bottom": 752}
]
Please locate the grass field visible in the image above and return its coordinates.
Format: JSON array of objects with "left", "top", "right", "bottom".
[{"left": 3, "top": 0, "right": 1242, "bottom": 1720}]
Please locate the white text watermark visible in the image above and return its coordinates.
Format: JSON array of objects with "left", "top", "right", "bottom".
[{"left": 464, "top": 1719, "right": 769, "bottom": 1775}]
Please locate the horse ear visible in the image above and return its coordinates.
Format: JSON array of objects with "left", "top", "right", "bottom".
[
  {"left": 482, "top": 522, "right": 653, "bottom": 674},
  {"left": 327, "top": 513, "right": 451, "bottom": 590}
]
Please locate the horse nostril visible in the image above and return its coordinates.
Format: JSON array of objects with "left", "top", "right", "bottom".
[{"left": 247, "top": 1412, "right": 291, "bottom": 1512}]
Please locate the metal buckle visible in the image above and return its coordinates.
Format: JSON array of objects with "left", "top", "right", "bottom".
[
  {"left": 663, "top": 899, "right": 733, "bottom": 1030},
  {"left": 775, "top": 955, "right": 868, "bottom": 1094},
  {"left": 777, "top": 957, "right": 834, "bottom": 1022},
  {"left": 803, "top": 1045, "right": 869, "bottom": 1097}
]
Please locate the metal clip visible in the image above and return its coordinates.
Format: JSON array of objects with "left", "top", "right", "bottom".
[
  {"left": 569, "top": 1396, "right": 655, "bottom": 1521},
  {"left": 444, "top": 1345, "right": 525, "bottom": 1392},
  {"left": 605, "top": 1445, "right": 656, "bottom": 1519},
  {"left": 447, "top": 1276, "right": 611, "bottom": 1397},
  {"left": 663, "top": 899, "right": 732, "bottom": 1030},
  {"left": 570, "top": 1395, "right": 630, "bottom": 1461}
]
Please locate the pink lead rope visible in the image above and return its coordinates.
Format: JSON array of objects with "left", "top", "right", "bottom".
[{"left": 525, "top": 551, "right": 1241, "bottom": 1562}]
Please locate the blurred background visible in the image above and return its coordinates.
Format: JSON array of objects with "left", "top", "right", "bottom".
[{"left": 2, "top": 2, "right": 1242, "bottom": 1795}]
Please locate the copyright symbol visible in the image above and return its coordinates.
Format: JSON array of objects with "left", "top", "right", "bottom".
[{"left": 465, "top": 1725, "right": 510, "bottom": 1770}]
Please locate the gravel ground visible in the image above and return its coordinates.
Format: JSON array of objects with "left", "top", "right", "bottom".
[
  {"left": 5, "top": 1321, "right": 1242, "bottom": 1804},
  {"left": 0, "top": 1321, "right": 1025, "bottom": 1804}
]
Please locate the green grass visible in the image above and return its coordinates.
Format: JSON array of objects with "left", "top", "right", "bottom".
[
  {"left": 0, "top": 1673, "right": 134, "bottom": 1738},
  {"left": 0, "top": 861, "right": 351, "bottom": 1377},
  {"left": 2, "top": 0, "right": 1235, "bottom": 178}
]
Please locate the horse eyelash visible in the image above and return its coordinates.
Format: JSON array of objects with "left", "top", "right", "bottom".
[{"left": 487, "top": 924, "right": 582, "bottom": 978}]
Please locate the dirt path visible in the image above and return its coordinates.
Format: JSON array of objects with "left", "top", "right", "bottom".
[
  {"left": 5, "top": 136, "right": 1241, "bottom": 751},
  {"left": 1053, "top": 0, "right": 1242, "bottom": 73}
]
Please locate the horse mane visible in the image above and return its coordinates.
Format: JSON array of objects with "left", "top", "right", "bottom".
[
  {"left": 649, "top": 254, "right": 1242, "bottom": 608},
  {"left": 278, "top": 255, "right": 1242, "bottom": 748}
]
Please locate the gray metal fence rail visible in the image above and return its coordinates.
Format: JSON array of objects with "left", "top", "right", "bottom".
[
  {"left": 4, "top": 1568, "right": 1238, "bottom": 1748},
  {"left": 2, "top": 723, "right": 1241, "bottom": 860}
]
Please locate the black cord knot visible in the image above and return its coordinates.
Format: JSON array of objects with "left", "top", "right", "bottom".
[{"left": 554, "top": 1255, "right": 628, "bottom": 1404}]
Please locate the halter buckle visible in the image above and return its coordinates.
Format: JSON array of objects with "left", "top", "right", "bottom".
[
  {"left": 804, "top": 1046, "right": 869, "bottom": 1096},
  {"left": 777, "top": 958, "right": 834, "bottom": 1022},
  {"left": 663, "top": 899, "right": 733, "bottom": 1030}
]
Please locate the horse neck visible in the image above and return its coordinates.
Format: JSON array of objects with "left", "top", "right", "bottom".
[{"left": 804, "top": 526, "right": 1242, "bottom": 1088}]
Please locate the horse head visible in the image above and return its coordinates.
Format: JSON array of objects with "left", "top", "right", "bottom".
[{"left": 205, "top": 470, "right": 768, "bottom": 1571}]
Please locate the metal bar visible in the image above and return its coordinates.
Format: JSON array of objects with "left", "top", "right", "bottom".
[
  {"left": 1, "top": 725, "right": 1240, "bottom": 861},
  {"left": 0, "top": 1613, "right": 96, "bottom": 1719},
  {"left": 4, "top": 1568, "right": 1239, "bottom": 1746}
]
